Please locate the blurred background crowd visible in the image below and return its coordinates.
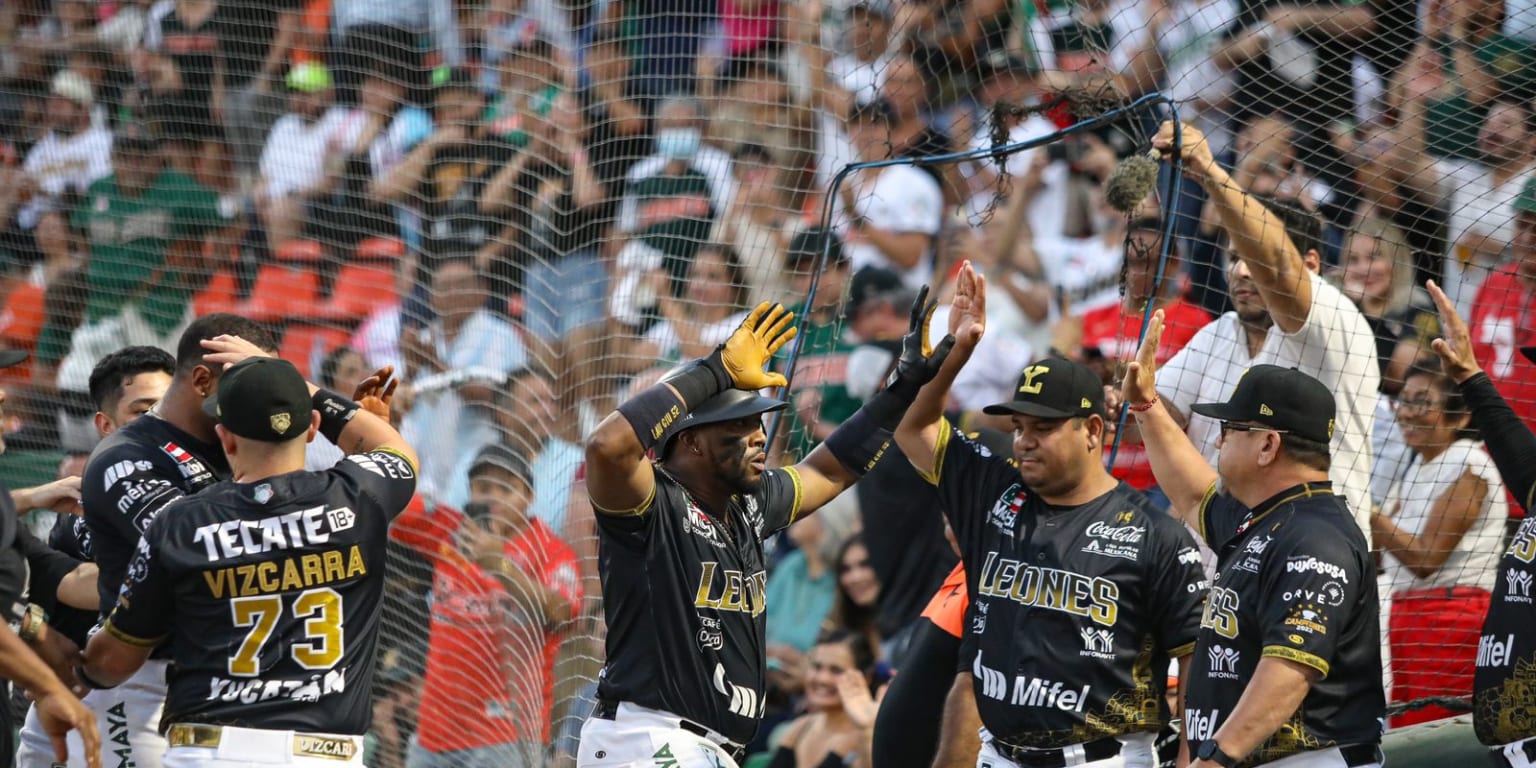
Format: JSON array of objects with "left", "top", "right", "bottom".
[{"left": 3, "top": 0, "right": 1536, "bottom": 763}]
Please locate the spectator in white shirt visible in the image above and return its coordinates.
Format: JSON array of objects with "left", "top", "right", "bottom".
[
  {"left": 1154, "top": 121, "right": 1381, "bottom": 536},
  {"left": 830, "top": 0, "right": 896, "bottom": 107},
  {"left": 10, "top": 69, "right": 112, "bottom": 283},
  {"left": 838, "top": 99, "right": 944, "bottom": 290},
  {"left": 254, "top": 62, "right": 365, "bottom": 252}
]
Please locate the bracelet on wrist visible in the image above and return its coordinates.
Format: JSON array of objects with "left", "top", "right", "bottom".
[
  {"left": 18, "top": 603, "right": 46, "bottom": 644},
  {"left": 1127, "top": 394, "right": 1159, "bottom": 413}
]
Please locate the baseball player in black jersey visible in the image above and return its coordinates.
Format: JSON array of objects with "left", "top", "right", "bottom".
[
  {"left": 1421, "top": 281, "right": 1536, "bottom": 767},
  {"left": 68, "top": 315, "right": 279, "bottom": 768},
  {"left": 0, "top": 349, "right": 102, "bottom": 768},
  {"left": 891, "top": 264, "right": 1208, "bottom": 768},
  {"left": 582, "top": 300, "right": 933, "bottom": 768},
  {"left": 1126, "top": 311, "right": 1385, "bottom": 768},
  {"left": 16, "top": 345, "right": 175, "bottom": 768},
  {"left": 82, "top": 353, "right": 417, "bottom": 768}
]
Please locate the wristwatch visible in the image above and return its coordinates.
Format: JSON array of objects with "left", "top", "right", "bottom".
[
  {"left": 1198, "top": 740, "right": 1239, "bottom": 768},
  {"left": 18, "top": 603, "right": 47, "bottom": 644}
]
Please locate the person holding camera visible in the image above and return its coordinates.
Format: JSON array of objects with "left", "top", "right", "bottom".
[{"left": 390, "top": 443, "right": 582, "bottom": 768}]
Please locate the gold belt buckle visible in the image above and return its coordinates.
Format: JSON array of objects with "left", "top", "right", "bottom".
[
  {"left": 292, "top": 734, "right": 358, "bottom": 761},
  {"left": 167, "top": 724, "right": 223, "bottom": 749}
]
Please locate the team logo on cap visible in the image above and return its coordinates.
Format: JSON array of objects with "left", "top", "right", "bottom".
[
  {"left": 271, "top": 412, "right": 292, "bottom": 434},
  {"left": 1259, "top": 404, "right": 1274, "bottom": 416},
  {"left": 1326, "top": 419, "right": 1335, "bottom": 439},
  {"left": 1019, "top": 365, "right": 1050, "bottom": 394}
]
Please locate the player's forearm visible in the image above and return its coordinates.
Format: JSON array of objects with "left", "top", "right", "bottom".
[
  {"left": 57, "top": 563, "right": 101, "bottom": 611},
  {"left": 1208, "top": 658, "right": 1313, "bottom": 760},
  {"left": 1132, "top": 399, "right": 1218, "bottom": 529},
  {"left": 0, "top": 627, "right": 72, "bottom": 699},
  {"left": 1459, "top": 373, "right": 1536, "bottom": 511},
  {"left": 82, "top": 631, "right": 153, "bottom": 689},
  {"left": 932, "top": 673, "right": 982, "bottom": 768},
  {"left": 1197, "top": 167, "right": 1310, "bottom": 328}
]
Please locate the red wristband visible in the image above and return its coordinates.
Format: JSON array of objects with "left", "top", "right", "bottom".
[{"left": 1127, "top": 394, "right": 1159, "bottom": 413}]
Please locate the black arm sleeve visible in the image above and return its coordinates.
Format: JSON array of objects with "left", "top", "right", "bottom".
[
  {"left": 1459, "top": 372, "right": 1536, "bottom": 512},
  {"left": 18, "top": 527, "right": 81, "bottom": 606}
]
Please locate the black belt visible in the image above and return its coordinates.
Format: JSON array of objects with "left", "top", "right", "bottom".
[
  {"left": 591, "top": 700, "right": 747, "bottom": 763},
  {"left": 1491, "top": 738, "right": 1536, "bottom": 768},
  {"left": 1338, "top": 744, "right": 1383, "bottom": 767},
  {"left": 993, "top": 736, "right": 1123, "bottom": 768}
]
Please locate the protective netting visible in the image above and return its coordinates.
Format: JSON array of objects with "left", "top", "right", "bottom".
[{"left": 2, "top": 0, "right": 1533, "bottom": 763}]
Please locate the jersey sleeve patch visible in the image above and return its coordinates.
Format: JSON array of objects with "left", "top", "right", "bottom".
[{"left": 782, "top": 466, "right": 805, "bottom": 524}]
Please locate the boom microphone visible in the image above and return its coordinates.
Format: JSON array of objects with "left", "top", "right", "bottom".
[{"left": 1104, "top": 150, "right": 1162, "bottom": 213}]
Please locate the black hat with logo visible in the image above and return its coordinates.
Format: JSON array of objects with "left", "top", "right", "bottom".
[
  {"left": 202, "top": 357, "right": 312, "bottom": 442},
  {"left": 983, "top": 357, "right": 1106, "bottom": 420},
  {"left": 1190, "top": 365, "right": 1336, "bottom": 444}
]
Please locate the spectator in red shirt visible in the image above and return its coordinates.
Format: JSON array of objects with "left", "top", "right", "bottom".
[
  {"left": 1470, "top": 176, "right": 1536, "bottom": 525},
  {"left": 391, "top": 443, "right": 583, "bottom": 768},
  {"left": 1074, "top": 216, "right": 1211, "bottom": 497}
]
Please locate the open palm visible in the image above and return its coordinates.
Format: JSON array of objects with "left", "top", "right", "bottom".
[{"left": 948, "top": 260, "right": 987, "bottom": 347}]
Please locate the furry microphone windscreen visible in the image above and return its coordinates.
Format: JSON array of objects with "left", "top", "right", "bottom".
[{"left": 1104, "top": 152, "right": 1161, "bottom": 213}]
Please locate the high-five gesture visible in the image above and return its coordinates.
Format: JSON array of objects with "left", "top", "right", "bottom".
[
  {"left": 710, "top": 301, "right": 799, "bottom": 390},
  {"left": 1121, "top": 309, "right": 1166, "bottom": 407},
  {"left": 886, "top": 284, "right": 958, "bottom": 400},
  {"left": 1426, "top": 280, "right": 1483, "bottom": 383},
  {"left": 949, "top": 260, "right": 987, "bottom": 349}
]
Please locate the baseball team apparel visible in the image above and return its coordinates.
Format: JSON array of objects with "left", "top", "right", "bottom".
[
  {"left": 592, "top": 466, "right": 805, "bottom": 746},
  {"left": 101, "top": 447, "right": 417, "bottom": 733},
  {"left": 1476, "top": 514, "right": 1536, "bottom": 747},
  {"left": 1184, "top": 483, "right": 1384, "bottom": 766},
  {"left": 925, "top": 423, "right": 1207, "bottom": 748}
]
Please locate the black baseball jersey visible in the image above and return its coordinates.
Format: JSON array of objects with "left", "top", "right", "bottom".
[
  {"left": 1474, "top": 514, "right": 1536, "bottom": 745},
  {"left": 102, "top": 448, "right": 416, "bottom": 734},
  {"left": 594, "top": 466, "right": 804, "bottom": 744},
  {"left": 925, "top": 422, "right": 1207, "bottom": 747},
  {"left": 83, "top": 413, "right": 229, "bottom": 617},
  {"left": 1184, "top": 483, "right": 1384, "bottom": 765},
  {"left": 0, "top": 482, "right": 27, "bottom": 623}
]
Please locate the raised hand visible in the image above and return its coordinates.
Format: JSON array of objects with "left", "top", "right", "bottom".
[
  {"left": 887, "top": 284, "right": 958, "bottom": 400},
  {"left": 948, "top": 260, "right": 987, "bottom": 348},
  {"left": 837, "top": 669, "right": 879, "bottom": 729},
  {"left": 1121, "top": 308, "right": 1166, "bottom": 407},
  {"left": 709, "top": 302, "right": 799, "bottom": 390},
  {"left": 1152, "top": 121, "right": 1217, "bottom": 181},
  {"left": 351, "top": 366, "right": 399, "bottom": 422},
  {"left": 1426, "top": 280, "right": 1482, "bottom": 383}
]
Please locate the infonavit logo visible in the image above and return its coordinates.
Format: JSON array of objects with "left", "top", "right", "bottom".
[{"left": 1207, "top": 644, "right": 1241, "bottom": 680}]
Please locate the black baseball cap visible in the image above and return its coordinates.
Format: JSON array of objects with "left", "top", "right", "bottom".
[
  {"left": 659, "top": 387, "right": 786, "bottom": 457},
  {"left": 468, "top": 443, "right": 534, "bottom": 488},
  {"left": 1190, "top": 365, "right": 1335, "bottom": 444},
  {"left": 0, "top": 349, "right": 27, "bottom": 369},
  {"left": 843, "top": 267, "right": 908, "bottom": 324},
  {"left": 982, "top": 357, "right": 1107, "bottom": 420},
  {"left": 786, "top": 227, "right": 846, "bottom": 270},
  {"left": 202, "top": 357, "right": 313, "bottom": 442}
]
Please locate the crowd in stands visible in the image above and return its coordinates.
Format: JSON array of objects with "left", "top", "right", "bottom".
[{"left": 4, "top": 0, "right": 1536, "bottom": 763}]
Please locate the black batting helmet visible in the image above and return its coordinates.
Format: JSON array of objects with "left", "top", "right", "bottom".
[{"left": 659, "top": 388, "right": 786, "bottom": 458}]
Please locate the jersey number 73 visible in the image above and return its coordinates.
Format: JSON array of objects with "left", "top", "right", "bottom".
[{"left": 230, "top": 587, "right": 345, "bottom": 676}]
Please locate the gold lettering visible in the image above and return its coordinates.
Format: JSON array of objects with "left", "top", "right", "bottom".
[
  {"left": 347, "top": 545, "right": 366, "bottom": 578},
  {"left": 694, "top": 562, "right": 719, "bottom": 608},
  {"left": 256, "top": 561, "right": 279, "bottom": 593},
  {"left": 302, "top": 554, "right": 324, "bottom": 585},
  {"left": 322, "top": 551, "right": 345, "bottom": 582},
  {"left": 719, "top": 571, "right": 743, "bottom": 612},
  {"left": 1018, "top": 365, "right": 1051, "bottom": 394},
  {"left": 282, "top": 559, "right": 304, "bottom": 591},
  {"left": 204, "top": 569, "right": 231, "bottom": 599},
  {"left": 1091, "top": 579, "right": 1119, "bottom": 626},
  {"left": 237, "top": 565, "right": 258, "bottom": 597}
]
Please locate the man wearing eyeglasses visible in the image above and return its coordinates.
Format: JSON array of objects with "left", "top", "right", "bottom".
[{"left": 1123, "top": 311, "right": 1385, "bottom": 768}]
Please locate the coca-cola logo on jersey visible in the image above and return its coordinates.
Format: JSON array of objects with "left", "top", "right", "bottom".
[{"left": 1085, "top": 522, "right": 1145, "bottom": 543}]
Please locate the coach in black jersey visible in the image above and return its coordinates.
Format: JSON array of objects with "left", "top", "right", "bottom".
[
  {"left": 83, "top": 355, "right": 416, "bottom": 767},
  {"left": 581, "top": 301, "right": 908, "bottom": 768},
  {"left": 1126, "top": 311, "right": 1384, "bottom": 768},
  {"left": 1420, "top": 281, "right": 1536, "bottom": 766},
  {"left": 892, "top": 264, "right": 1207, "bottom": 768}
]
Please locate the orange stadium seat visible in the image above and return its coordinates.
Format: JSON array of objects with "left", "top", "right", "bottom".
[
  {"left": 235, "top": 240, "right": 324, "bottom": 322},
  {"left": 192, "top": 268, "right": 240, "bottom": 317},
  {"left": 0, "top": 281, "right": 46, "bottom": 383},
  {"left": 280, "top": 322, "right": 352, "bottom": 378}
]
